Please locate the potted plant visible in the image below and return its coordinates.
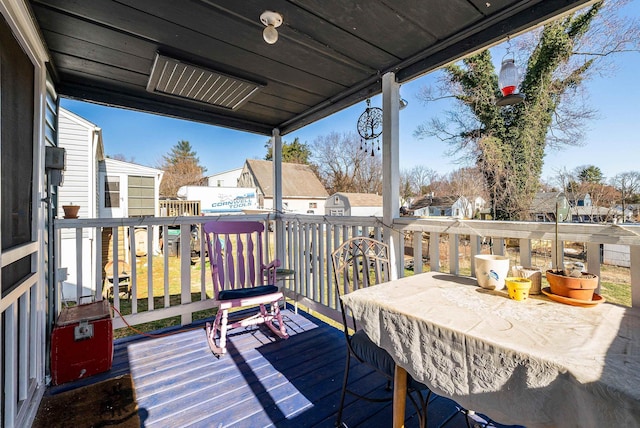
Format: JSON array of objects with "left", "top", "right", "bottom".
[
  {"left": 62, "top": 203, "right": 80, "bottom": 219},
  {"left": 544, "top": 194, "right": 598, "bottom": 300}
]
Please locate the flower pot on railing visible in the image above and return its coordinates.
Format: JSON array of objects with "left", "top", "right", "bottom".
[{"left": 62, "top": 204, "right": 80, "bottom": 219}]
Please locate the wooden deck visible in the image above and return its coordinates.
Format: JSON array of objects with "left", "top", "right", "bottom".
[{"left": 43, "top": 307, "right": 522, "bottom": 428}]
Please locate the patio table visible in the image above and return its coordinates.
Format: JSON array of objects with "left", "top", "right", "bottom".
[{"left": 341, "top": 272, "right": 640, "bottom": 428}]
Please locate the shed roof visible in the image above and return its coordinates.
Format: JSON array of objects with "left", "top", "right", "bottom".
[
  {"left": 245, "top": 159, "right": 327, "bottom": 198},
  {"left": 333, "top": 193, "right": 383, "bottom": 207}
]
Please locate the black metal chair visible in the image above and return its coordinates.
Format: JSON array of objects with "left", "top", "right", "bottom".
[{"left": 332, "top": 237, "right": 431, "bottom": 428}]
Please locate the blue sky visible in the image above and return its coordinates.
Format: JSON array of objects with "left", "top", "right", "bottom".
[{"left": 62, "top": 3, "right": 639, "bottom": 184}]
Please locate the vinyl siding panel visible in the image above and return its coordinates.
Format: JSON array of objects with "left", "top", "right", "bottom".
[{"left": 57, "top": 111, "right": 93, "bottom": 219}]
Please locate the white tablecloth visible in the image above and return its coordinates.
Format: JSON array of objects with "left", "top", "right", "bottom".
[{"left": 341, "top": 272, "right": 640, "bottom": 427}]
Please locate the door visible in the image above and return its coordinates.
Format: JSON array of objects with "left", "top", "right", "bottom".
[{"left": 99, "top": 173, "right": 126, "bottom": 218}]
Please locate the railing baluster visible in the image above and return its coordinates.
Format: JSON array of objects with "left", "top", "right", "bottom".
[
  {"left": 449, "top": 234, "right": 459, "bottom": 275},
  {"left": 630, "top": 245, "right": 640, "bottom": 308},
  {"left": 112, "top": 227, "right": 120, "bottom": 310},
  {"left": 163, "top": 225, "right": 170, "bottom": 308},
  {"left": 95, "top": 228, "right": 103, "bottom": 300},
  {"left": 180, "top": 225, "right": 192, "bottom": 325},
  {"left": 520, "top": 239, "right": 532, "bottom": 268},
  {"left": 76, "top": 227, "right": 83, "bottom": 300},
  {"left": 129, "top": 226, "right": 137, "bottom": 314},
  {"left": 147, "top": 226, "right": 154, "bottom": 310},
  {"left": 430, "top": 232, "right": 440, "bottom": 272},
  {"left": 413, "top": 231, "right": 423, "bottom": 274}
]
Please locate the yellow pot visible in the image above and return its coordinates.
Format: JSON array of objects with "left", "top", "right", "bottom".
[{"left": 505, "top": 277, "right": 532, "bottom": 301}]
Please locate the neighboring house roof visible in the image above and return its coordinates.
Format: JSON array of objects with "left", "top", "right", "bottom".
[
  {"left": 332, "top": 192, "right": 382, "bottom": 207},
  {"left": 571, "top": 206, "right": 616, "bottom": 217},
  {"left": 529, "top": 192, "right": 563, "bottom": 214},
  {"left": 245, "top": 159, "right": 328, "bottom": 198},
  {"left": 410, "top": 195, "right": 457, "bottom": 211},
  {"left": 566, "top": 192, "right": 589, "bottom": 202}
]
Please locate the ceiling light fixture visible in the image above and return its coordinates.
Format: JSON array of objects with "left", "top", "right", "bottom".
[{"left": 260, "top": 11, "right": 283, "bottom": 44}]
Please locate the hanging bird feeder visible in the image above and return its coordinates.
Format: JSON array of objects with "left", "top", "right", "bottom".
[{"left": 496, "top": 41, "right": 525, "bottom": 106}]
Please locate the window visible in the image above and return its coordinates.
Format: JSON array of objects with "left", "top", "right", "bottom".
[
  {"left": 128, "top": 175, "right": 155, "bottom": 216},
  {"left": 217, "top": 180, "right": 223, "bottom": 187},
  {"left": 330, "top": 209, "right": 344, "bottom": 216},
  {"left": 309, "top": 202, "right": 317, "bottom": 209},
  {"left": 335, "top": 196, "right": 340, "bottom": 204},
  {"left": 104, "top": 176, "right": 120, "bottom": 208}
]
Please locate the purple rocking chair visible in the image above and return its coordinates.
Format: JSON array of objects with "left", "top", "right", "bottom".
[{"left": 203, "top": 221, "right": 288, "bottom": 355}]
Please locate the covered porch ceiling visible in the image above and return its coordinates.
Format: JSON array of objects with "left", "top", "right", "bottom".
[{"left": 30, "top": 0, "right": 594, "bottom": 136}]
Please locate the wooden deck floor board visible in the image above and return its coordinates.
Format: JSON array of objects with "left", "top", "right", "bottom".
[{"left": 42, "top": 306, "right": 522, "bottom": 428}]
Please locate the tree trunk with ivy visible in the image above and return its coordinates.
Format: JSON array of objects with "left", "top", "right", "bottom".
[{"left": 430, "top": 3, "right": 605, "bottom": 220}]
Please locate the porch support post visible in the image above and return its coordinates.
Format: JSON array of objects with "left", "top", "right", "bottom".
[
  {"left": 382, "top": 72, "right": 401, "bottom": 279},
  {"left": 272, "top": 129, "right": 285, "bottom": 264}
]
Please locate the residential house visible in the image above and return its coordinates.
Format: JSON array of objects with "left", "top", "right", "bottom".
[
  {"left": 409, "top": 194, "right": 484, "bottom": 219},
  {"left": 529, "top": 192, "right": 567, "bottom": 222},
  {"left": 205, "top": 167, "right": 242, "bottom": 187},
  {"left": 530, "top": 191, "right": 617, "bottom": 223},
  {"left": 57, "top": 108, "right": 163, "bottom": 300},
  {"left": 238, "top": 159, "right": 328, "bottom": 214},
  {"left": 567, "top": 192, "right": 592, "bottom": 207},
  {"left": 325, "top": 193, "right": 383, "bottom": 216}
]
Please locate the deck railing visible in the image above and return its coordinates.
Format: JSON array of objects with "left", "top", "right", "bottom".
[{"left": 53, "top": 215, "right": 640, "bottom": 332}]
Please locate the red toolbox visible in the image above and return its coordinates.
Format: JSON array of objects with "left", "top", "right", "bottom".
[{"left": 51, "top": 300, "right": 114, "bottom": 385}]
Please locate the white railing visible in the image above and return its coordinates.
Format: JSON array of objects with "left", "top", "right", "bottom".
[{"left": 53, "top": 215, "right": 640, "bottom": 333}]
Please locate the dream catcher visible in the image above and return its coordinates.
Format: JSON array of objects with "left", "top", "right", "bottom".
[{"left": 356, "top": 98, "right": 383, "bottom": 156}]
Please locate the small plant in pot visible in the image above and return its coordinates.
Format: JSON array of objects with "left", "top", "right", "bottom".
[
  {"left": 544, "top": 194, "right": 598, "bottom": 301},
  {"left": 62, "top": 203, "right": 80, "bottom": 219}
]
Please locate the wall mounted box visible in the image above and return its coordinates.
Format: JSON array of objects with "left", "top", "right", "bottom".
[{"left": 51, "top": 300, "right": 113, "bottom": 385}]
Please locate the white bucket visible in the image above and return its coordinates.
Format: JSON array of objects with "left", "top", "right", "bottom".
[{"left": 474, "top": 255, "right": 510, "bottom": 290}]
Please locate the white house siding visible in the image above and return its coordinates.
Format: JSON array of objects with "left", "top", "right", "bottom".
[
  {"left": 351, "top": 206, "right": 383, "bottom": 216},
  {"left": 207, "top": 167, "right": 242, "bottom": 187},
  {"left": 277, "top": 198, "right": 326, "bottom": 214},
  {"left": 57, "top": 108, "right": 100, "bottom": 299},
  {"left": 603, "top": 244, "right": 630, "bottom": 268},
  {"left": 57, "top": 108, "right": 97, "bottom": 221}
]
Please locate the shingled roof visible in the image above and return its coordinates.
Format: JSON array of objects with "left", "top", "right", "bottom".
[
  {"left": 245, "top": 159, "right": 328, "bottom": 199},
  {"left": 333, "top": 193, "right": 383, "bottom": 207},
  {"left": 529, "top": 192, "right": 563, "bottom": 214}
]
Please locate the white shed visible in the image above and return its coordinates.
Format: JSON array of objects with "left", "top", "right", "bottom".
[
  {"left": 57, "top": 108, "right": 164, "bottom": 300},
  {"left": 325, "top": 193, "right": 383, "bottom": 216}
]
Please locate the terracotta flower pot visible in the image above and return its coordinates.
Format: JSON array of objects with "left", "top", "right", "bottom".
[
  {"left": 545, "top": 269, "right": 598, "bottom": 301},
  {"left": 62, "top": 205, "right": 80, "bottom": 219}
]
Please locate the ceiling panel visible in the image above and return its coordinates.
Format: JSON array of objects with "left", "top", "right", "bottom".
[{"left": 29, "top": 0, "right": 595, "bottom": 135}]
